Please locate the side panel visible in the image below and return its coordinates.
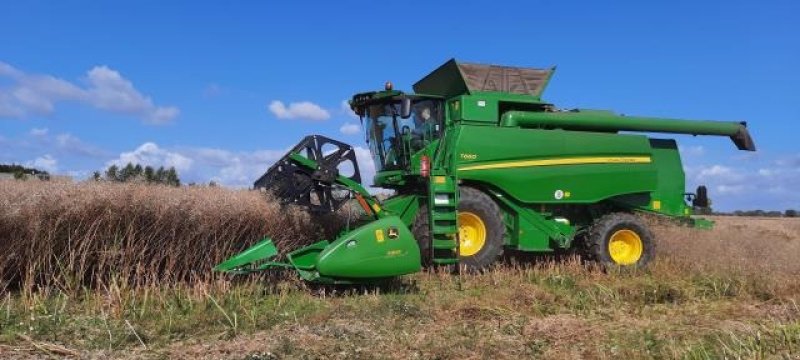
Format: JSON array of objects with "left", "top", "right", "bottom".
[
  {"left": 455, "top": 126, "right": 658, "bottom": 204},
  {"left": 316, "top": 216, "right": 421, "bottom": 278},
  {"left": 647, "top": 139, "right": 689, "bottom": 216}
]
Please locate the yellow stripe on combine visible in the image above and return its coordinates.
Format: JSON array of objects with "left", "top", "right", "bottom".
[{"left": 458, "top": 156, "right": 652, "bottom": 171}]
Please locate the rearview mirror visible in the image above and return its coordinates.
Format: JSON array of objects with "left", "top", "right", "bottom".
[{"left": 400, "top": 97, "right": 412, "bottom": 119}]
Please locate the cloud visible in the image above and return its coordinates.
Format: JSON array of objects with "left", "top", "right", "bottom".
[
  {"left": 185, "top": 146, "right": 287, "bottom": 186},
  {"left": 202, "top": 83, "right": 224, "bottom": 98},
  {"left": 685, "top": 156, "right": 800, "bottom": 211},
  {"left": 25, "top": 154, "right": 58, "bottom": 173},
  {"left": 339, "top": 122, "right": 361, "bottom": 135},
  {"left": 29, "top": 127, "right": 48, "bottom": 137},
  {"left": 0, "top": 61, "right": 179, "bottom": 124},
  {"left": 26, "top": 127, "right": 107, "bottom": 158},
  {"left": 268, "top": 100, "right": 330, "bottom": 121},
  {"left": 678, "top": 145, "right": 705, "bottom": 157},
  {"left": 55, "top": 133, "right": 107, "bottom": 157},
  {"left": 100, "top": 141, "right": 380, "bottom": 190},
  {"left": 107, "top": 142, "right": 193, "bottom": 172},
  {"left": 103, "top": 143, "right": 289, "bottom": 187}
]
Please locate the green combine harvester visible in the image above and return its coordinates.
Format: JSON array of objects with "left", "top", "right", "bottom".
[{"left": 215, "top": 59, "right": 755, "bottom": 283}]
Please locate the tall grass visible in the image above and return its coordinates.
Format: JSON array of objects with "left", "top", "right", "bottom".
[{"left": 0, "top": 181, "right": 343, "bottom": 291}]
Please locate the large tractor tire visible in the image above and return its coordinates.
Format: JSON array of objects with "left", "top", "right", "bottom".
[
  {"left": 457, "top": 187, "right": 506, "bottom": 270},
  {"left": 412, "top": 186, "right": 506, "bottom": 271},
  {"left": 585, "top": 212, "right": 655, "bottom": 269},
  {"left": 411, "top": 207, "right": 433, "bottom": 267}
]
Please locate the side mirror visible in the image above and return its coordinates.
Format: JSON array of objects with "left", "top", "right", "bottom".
[
  {"left": 400, "top": 97, "right": 412, "bottom": 119},
  {"left": 692, "top": 185, "right": 709, "bottom": 208}
]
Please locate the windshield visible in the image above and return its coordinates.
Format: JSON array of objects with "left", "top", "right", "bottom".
[{"left": 364, "top": 99, "right": 442, "bottom": 172}]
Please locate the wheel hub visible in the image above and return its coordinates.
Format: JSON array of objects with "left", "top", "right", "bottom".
[
  {"left": 608, "top": 229, "right": 643, "bottom": 265},
  {"left": 458, "top": 211, "right": 487, "bottom": 257}
]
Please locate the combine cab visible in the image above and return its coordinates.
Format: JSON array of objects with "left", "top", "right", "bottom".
[{"left": 216, "top": 59, "right": 755, "bottom": 283}]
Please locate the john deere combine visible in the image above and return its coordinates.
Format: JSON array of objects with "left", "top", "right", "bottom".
[{"left": 215, "top": 59, "right": 755, "bottom": 283}]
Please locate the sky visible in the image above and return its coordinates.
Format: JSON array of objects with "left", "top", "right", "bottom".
[{"left": 0, "top": 0, "right": 798, "bottom": 211}]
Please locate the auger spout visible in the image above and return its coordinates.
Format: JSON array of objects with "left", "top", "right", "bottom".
[{"left": 500, "top": 110, "right": 755, "bottom": 151}]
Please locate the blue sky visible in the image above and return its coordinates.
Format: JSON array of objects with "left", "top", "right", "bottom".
[{"left": 1, "top": 0, "right": 798, "bottom": 211}]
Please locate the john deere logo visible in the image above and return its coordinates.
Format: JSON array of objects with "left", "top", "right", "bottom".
[{"left": 387, "top": 227, "right": 399, "bottom": 239}]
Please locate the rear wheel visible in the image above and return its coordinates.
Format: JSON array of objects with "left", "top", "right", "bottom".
[{"left": 585, "top": 212, "right": 655, "bottom": 268}]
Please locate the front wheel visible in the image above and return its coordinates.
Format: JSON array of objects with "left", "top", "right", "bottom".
[
  {"left": 585, "top": 212, "right": 655, "bottom": 268},
  {"left": 411, "top": 186, "right": 505, "bottom": 271},
  {"left": 457, "top": 187, "right": 505, "bottom": 270}
]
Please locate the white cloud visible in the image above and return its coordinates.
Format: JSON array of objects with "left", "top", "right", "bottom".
[
  {"left": 29, "top": 127, "right": 49, "bottom": 137},
  {"left": 55, "top": 133, "right": 106, "bottom": 157},
  {"left": 339, "top": 122, "right": 361, "bottom": 135},
  {"left": 108, "top": 142, "right": 193, "bottom": 172},
  {"left": 26, "top": 154, "right": 58, "bottom": 173},
  {"left": 678, "top": 145, "right": 705, "bottom": 157},
  {"left": 685, "top": 157, "right": 800, "bottom": 211},
  {"left": 268, "top": 100, "right": 330, "bottom": 121},
  {"left": 103, "top": 143, "right": 289, "bottom": 187},
  {"left": 0, "top": 61, "right": 179, "bottom": 124},
  {"left": 697, "top": 164, "right": 735, "bottom": 178},
  {"left": 101, "top": 142, "right": 379, "bottom": 190},
  {"left": 716, "top": 184, "right": 748, "bottom": 195},
  {"left": 186, "top": 146, "right": 286, "bottom": 186},
  {"left": 26, "top": 127, "right": 107, "bottom": 158}
]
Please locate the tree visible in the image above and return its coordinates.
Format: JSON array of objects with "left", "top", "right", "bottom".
[
  {"left": 786, "top": 209, "right": 797, "bottom": 218},
  {"left": 105, "top": 165, "right": 119, "bottom": 182},
  {"left": 92, "top": 171, "right": 102, "bottom": 181},
  {"left": 144, "top": 166, "right": 155, "bottom": 182},
  {"left": 98, "top": 163, "right": 181, "bottom": 186},
  {"left": 165, "top": 167, "right": 180, "bottom": 187},
  {"left": 155, "top": 167, "right": 166, "bottom": 183},
  {"left": 133, "top": 164, "right": 144, "bottom": 180},
  {"left": 119, "top": 163, "right": 136, "bottom": 182}
]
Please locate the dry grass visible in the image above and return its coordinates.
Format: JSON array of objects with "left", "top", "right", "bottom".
[
  {"left": 0, "top": 180, "right": 342, "bottom": 291},
  {"left": 651, "top": 215, "right": 800, "bottom": 279},
  {"left": 0, "top": 180, "right": 798, "bottom": 359}
]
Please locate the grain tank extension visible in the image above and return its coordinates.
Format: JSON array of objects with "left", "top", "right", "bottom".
[{"left": 216, "top": 59, "right": 755, "bottom": 283}]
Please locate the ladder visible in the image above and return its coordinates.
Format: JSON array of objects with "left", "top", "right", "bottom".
[{"left": 428, "top": 170, "right": 459, "bottom": 265}]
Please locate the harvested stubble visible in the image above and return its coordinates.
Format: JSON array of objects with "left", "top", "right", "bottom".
[{"left": 0, "top": 180, "right": 342, "bottom": 291}]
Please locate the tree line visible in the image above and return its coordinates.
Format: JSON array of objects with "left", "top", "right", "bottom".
[
  {"left": 698, "top": 207, "right": 798, "bottom": 218},
  {"left": 0, "top": 164, "right": 50, "bottom": 180},
  {"left": 93, "top": 163, "right": 181, "bottom": 186}
]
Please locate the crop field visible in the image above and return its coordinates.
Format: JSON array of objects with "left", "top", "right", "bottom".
[{"left": 0, "top": 181, "right": 798, "bottom": 359}]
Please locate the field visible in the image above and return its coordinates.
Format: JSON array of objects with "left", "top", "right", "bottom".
[{"left": 0, "top": 181, "right": 798, "bottom": 359}]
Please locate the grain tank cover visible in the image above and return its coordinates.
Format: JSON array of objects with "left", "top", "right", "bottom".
[{"left": 413, "top": 59, "right": 555, "bottom": 99}]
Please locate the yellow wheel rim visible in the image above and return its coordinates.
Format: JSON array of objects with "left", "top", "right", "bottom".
[
  {"left": 608, "top": 229, "right": 643, "bottom": 265},
  {"left": 458, "top": 211, "right": 486, "bottom": 257}
]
